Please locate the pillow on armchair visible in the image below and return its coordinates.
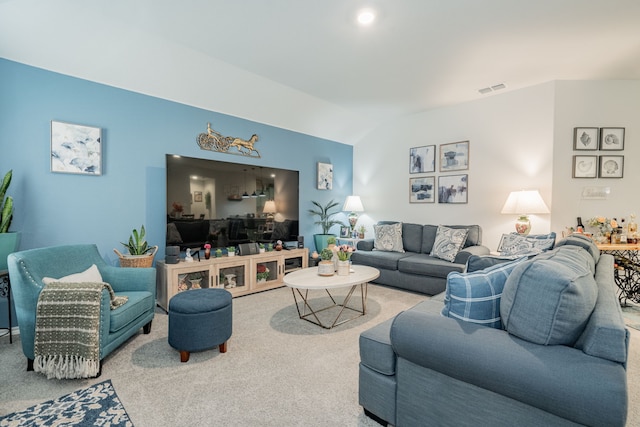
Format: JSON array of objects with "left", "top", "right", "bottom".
[{"left": 497, "top": 232, "right": 556, "bottom": 256}]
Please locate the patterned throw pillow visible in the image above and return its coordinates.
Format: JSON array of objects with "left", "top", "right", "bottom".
[
  {"left": 498, "top": 232, "right": 556, "bottom": 256},
  {"left": 430, "top": 225, "right": 469, "bottom": 262},
  {"left": 373, "top": 222, "right": 404, "bottom": 252},
  {"left": 442, "top": 257, "right": 527, "bottom": 328}
]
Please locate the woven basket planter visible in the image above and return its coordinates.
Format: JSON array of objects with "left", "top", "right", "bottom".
[{"left": 113, "top": 246, "right": 158, "bottom": 268}]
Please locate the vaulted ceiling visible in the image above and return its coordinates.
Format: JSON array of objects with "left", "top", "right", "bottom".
[{"left": 2, "top": 0, "right": 639, "bottom": 144}]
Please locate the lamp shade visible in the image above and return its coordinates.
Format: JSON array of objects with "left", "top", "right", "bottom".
[
  {"left": 500, "top": 190, "right": 550, "bottom": 215},
  {"left": 263, "top": 200, "right": 277, "bottom": 214},
  {"left": 343, "top": 196, "right": 364, "bottom": 212}
]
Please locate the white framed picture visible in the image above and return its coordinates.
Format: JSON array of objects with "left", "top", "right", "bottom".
[
  {"left": 439, "top": 141, "right": 469, "bottom": 172},
  {"left": 410, "top": 145, "right": 435, "bottom": 173},
  {"left": 572, "top": 155, "right": 597, "bottom": 178},
  {"left": 317, "top": 162, "right": 333, "bottom": 190},
  {"left": 599, "top": 155, "right": 624, "bottom": 178},
  {"left": 51, "top": 120, "right": 102, "bottom": 175}
]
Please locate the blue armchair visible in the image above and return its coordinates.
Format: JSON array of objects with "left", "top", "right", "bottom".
[{"left": 8, "top": 244, "right": 156, "bottom": 373}]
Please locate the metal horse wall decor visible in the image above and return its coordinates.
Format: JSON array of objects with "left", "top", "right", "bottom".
[{"left": 197, "top": 123, "right": 261, "bottom": 158}]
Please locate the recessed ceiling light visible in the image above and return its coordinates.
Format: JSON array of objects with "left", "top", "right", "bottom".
[{"left": 357, "top": 9, "right": 376, "bottom": 26}]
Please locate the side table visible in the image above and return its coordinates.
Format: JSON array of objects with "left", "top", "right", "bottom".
[
  {"left": 0, "top": 269, "right": 12, "bottom": 343},
  {"left": 596, "top": 243, "right": 640, "bottom": 306}
]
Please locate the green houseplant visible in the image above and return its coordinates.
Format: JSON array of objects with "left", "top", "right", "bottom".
[
  {"left": 0, "top": 170, "right": 20, "bottom": 271},
  {"left": 114, "top": 225, "right": 157, "bottom": 267},
  {"left": 308, "top": 199, "right": 345, "bottom": 252}
]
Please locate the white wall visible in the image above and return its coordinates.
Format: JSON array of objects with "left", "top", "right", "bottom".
[
  {"left": 552, "top": 80, "right": 640, "bottom": 234},
  {"left": 354, "top": 80, "right": 640, "bottom": 250},
  {"left": 354, "top": 82, "right": 556, "bottom": 250}
]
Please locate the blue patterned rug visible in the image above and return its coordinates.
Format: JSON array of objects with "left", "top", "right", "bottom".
[{"left": 0, "top": 380, "right": 133, "bottom": 426}]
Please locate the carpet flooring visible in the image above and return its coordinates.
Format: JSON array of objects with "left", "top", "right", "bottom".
[{"left": 1, "top": 284, "right": 639, "bottom": 426}]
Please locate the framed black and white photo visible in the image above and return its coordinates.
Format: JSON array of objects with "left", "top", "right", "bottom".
[
  {"left": 439, "top": 141, "right": 469, "bottom": 172},
  {"left": 317, "top": 162, "right": 333, "bottom": 190},
  {"left": 599, "top": 128, "right": 625, "bottom": 151},
  {"left": 438, "top": 174, "right": 468, "bottom": 204},
  {"left": 573, "top": 127, "right": 598, "bottom": 150},
  {"left": 572, "top": 155, "right": 597, "bottom": 178},
  {"left": 340, "top": 226, "right": 350, "bottom": 238},
  {"left": 51, "top": 120, "right": 102, "bottom": 175},
  {"left": 409, "top": 176, "right": 435, "bottom": 203},
  {"left": 409, "top": 145, "right": 435, "bottom": 173},
  {"left": 599, "top": 155, "right": 624, "bottom": 178}
]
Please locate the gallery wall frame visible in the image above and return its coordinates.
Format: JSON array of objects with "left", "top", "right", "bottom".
[
  {"left": 50, "top": 120, "right": 102, "bottom": 175},
  {"left": 409, "top": 176, "right": 435, "bottom": 203},
  {"left": 409, "top": 145, "right": 436, "bottom": 174},
  {"left": 317, "top": 162, "right": 333, "bottom": 190},
  {"left": 437, "top": 174, "right": 468, "bottom": 204},
  {"left": 573, "top": 127, "right": 599, "bottom": 150},
  {"left": 599, "top": 155, "right": 624, "bottom": 178},
  {"left": 600, "top": 128, "right": 625, "bottom": 151},
  {"left": 572, "top": 155, "right": 598, "bottom": 178},
  {"left": 439, "top": 141, "right": 469, "bottom": 172},
  {"left": 194, "top": 191, "right": 203, "bottom": 202}
]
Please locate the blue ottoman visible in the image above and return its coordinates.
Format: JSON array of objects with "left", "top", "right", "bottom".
[{"left": 168, "top": 288, "right": 232, "bottom": 362}]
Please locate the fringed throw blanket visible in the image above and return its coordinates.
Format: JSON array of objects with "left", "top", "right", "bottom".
[{"left": 34, "top": 282, "right": 128, "bottom": 379}]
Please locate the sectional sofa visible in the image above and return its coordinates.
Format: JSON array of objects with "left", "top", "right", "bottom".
[
  {"left": 359, "top": 234, "right": 629, "bottom": 426},
  {"left": 351, "top": 222, "right": 490, "bottom": 295}
]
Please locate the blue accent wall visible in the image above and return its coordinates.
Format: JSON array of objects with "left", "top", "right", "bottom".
[{"left": 0, "top": 58, "right": 352, "bottom": 326}]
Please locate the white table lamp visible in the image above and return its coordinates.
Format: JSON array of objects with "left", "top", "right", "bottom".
[
  {"left": 343, "top": 196, "right": 364, "bottom": 234},
  {"left": 500, "top": 190, "right": 550, "bottom": 235}
]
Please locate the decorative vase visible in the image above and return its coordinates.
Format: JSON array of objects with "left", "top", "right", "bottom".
[
  {"left": 318, "top": 260, "right": 334, "bottom": 276},
  {"left": 205, "top": 248, "right": 211, "bottom": 259},
  {"left": 257, "top": 278, "right": 267, "bottom": 284},
  {"left": 337, "top": 260, "right": 350, "bottom": 276}
]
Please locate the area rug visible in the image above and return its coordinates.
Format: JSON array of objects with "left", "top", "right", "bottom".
[{"left": 0, "top": 380, "right": 133, "bottom": 427}]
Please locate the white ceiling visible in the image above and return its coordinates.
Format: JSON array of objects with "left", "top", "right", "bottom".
[{"left": 2, "top": 0, "right": 640, "bottom": 144}]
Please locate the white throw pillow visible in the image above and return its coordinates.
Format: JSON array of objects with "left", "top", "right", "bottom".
[
  {"left": 430, "top": 225, "right": 469, "bottom": 262},
  {"left": 373, "top": 223, "right": 404, "bottom": 252},
  {"left": 43, "top": 264, "right": 103, "bottom": 285}
]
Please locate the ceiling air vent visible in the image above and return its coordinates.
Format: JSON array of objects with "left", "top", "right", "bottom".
[{"left": 478, "top": 83, "right": 506, "bottom": 95}]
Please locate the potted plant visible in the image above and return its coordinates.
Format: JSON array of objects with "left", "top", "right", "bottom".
[
  {"left": 317, "top": 248, "right": 335, "bottom": 276},
  {"left": 215, "top": 248, "right": 223, "bottom": 258},
  {"left": 0, "top": 170, "right": 20, "bottom": 271},
  {"left": 358, "top": 225, "right": 366, "bottom": 239},
  {"left": 258, "top": 243, "right": 265, "bottom": 253},
  {"left": 256, "top": 264, "right": 270, "bottom": 283},
  {"left": 227, "top": 246, "right": 236, "bottom": 257},
  {"left": 308, "top": 199, "right": 345, "bottom": 253},
  {"left": 114, "top": 225, "right": 158, "bottom": 267}
]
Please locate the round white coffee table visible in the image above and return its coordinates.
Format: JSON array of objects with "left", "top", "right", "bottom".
[{"left": 283, "top": 265, "right": 380, "bottom": 329}]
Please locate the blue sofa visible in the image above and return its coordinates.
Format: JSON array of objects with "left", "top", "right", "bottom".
[
  {"left": 351, "top": 223, "right": 489, "bottom": 295},
  {"left": 8, "top": 244, "right": 156, "bottom": 373},
  {"left": 359, "top": 235, "right": 629, "bottom": 426}
]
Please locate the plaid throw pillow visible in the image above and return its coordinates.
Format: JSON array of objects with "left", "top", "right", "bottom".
[{"left": 442, "top": 257, "right": 527, "bottom": 328}]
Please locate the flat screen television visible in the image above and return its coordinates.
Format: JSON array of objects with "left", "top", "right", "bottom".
[{"left": 165, "top": 154, "right": 299, "bottom": 248}]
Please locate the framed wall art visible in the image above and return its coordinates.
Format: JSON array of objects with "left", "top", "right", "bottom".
[
  {"left": 573, "top": 127, "right": 598, "bottom": 150},
  {"left": 194, "top": 191, "right": 203, "bottom": 202},
  {"left": 409, "top": 145, "right": 435, "bottom": 173},
  {"left": 51, "top": 120, "right": 102, "bottom": 175},
  {"left": 439, "top": 141, "right": 469, "bottom": 172},
  {"left": 340, "top": 226, "right": 350, "bottom": 238},
  {"left": 409, "top": 176, "right": 435, "bottom": 203},
  {"left": 599, "top": 155, "right": 624, "bottom": 178},
  {"left": 437, "top": 174, "right": 468, "bottom": 204},
  {"left": 317, "top": 162, "right": 333, "bottom": 190},
  {"left": 572, "top": 155, "right": 597, "bottom": 178},
  {"left": 599, "top": 128, "right": 625, "bottom": 150}
]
